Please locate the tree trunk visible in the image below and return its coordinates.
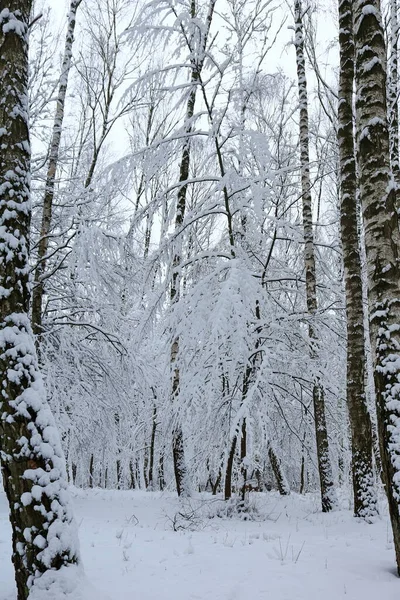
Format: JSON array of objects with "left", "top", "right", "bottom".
[
  {"left": 158, "top": 454, "right": 165, "bottom": 491},
  {"left": 353, "top": 0, "right": 400, "bottom": 573},
  {"left": 148, "top": 405, "right": 157, "bottom": 490},
  {"left": 224, "top": 436, "right": 237, "bottom": 500},
  {"left": 170, "top": 0, "right": 216, "bottom": 496},
  {"left": 294, "top": 0, "right": 337, "bottom": 512},
  {"left": 239, "top": 419, "right": 247, "bottom": 504},
  {"left": 129, "top": 460, "right": 136, "bottom": 489},
  {"left": 89, "top": 454, "right": 94, "bottom": 488},
  {"left": 0, "top": 5, "right": 79, "bottom": 598},
  {"left": 116, "top": 459, "right": 121, "bottom": 489},
  {"left": 388, "top": 0, "right": 400, "bottom": 187},
  {"left": 337, "top": 0, "right": 378, "bottom": 519},
  {"left": 31, "top": 0, "right": 82, "bottom": 343},
  {"left": 268, "top": 445, "right": 290, "bottom": 496},
  {"left": 300, "top": 451, "right": 306, "bottom": 494},
  {"left": 211, "top": 470, "right": 222, "bottom": 495}
]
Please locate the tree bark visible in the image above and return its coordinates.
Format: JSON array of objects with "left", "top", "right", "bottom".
[
  {"left": 31, "top": 0, "right": 82, "bottom": 342},
  {"left": 388, "top": 0, "right": 400, "bottom": 187},
  {"left": 337, "top": 0, "right": 378, "bottom": 519},
  {"left": 294, "top": 0, "right": 337, "bottom": 512},
  {"left": 148, "top": 405, "right": 157, "bottom": 489},
  {"left": 170, "top": 0, "right": 216, "bottom": 496},
  {"left": 0, "top": 5, "right": 79, "bottom": 598},
  {"left": 268, "top": 445, "right": 290, "bottom": 496},
  {"left": 239, "top": 419, "right": 247, "bottom": 504},
  {"left": 353, "top": 0, "right": 400, "bottom": 573},
  {"left": 224, "top": 436, "right": 237, "bottom": 500},
  {"left": 89, "top": 454, "right": 94, "bottom": 488}
]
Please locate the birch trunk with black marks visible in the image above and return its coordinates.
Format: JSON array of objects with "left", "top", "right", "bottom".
[
  {"left": 388, "top": 0, "right": 400, "bottom": 187},
  {"left": 337, "top": 0, "right": 378, "bottom": 519},
  {"left": 170, "top": 0, "right": 216, "bottom": 497},
  {"left": 294, "top": 0, "right": 337, "bottom": 513},
  {"left": 353, "top": 0, "right": 400, "bottom": 573},
  {"left": 0, "top": 5, "right": 79, "bottom": 599},
  {"left": 31, "top": 0, "right": 82, "bottom": 343},
  {"left": 148, "top": 405, "right": 157, "bottom": 489}
]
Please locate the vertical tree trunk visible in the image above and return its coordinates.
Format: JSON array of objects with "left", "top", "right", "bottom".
[
  {"left": 337, "top": 0, "right": 378, "bottom": 519},
  {"left": 116, "top": 459, "right": 122, "bottom": 489},
  {"left": 239, "top": 419, "right": 247, "bottom": 504},
  {"left": 224, "top": 436, "right": 237, "bottom": 500},
  {"left": 268, "top": 445, "right": 290, "bottom": 496},
  {"left": 72, "top": 462, "right": 77, "bottom": 485},
  {"left": 158, "top": 454, "right": 165, "bottom": 491},
  {"left": 0, "top": 5, "right": 79, "bottom": 599},
  {"left": 211, "top": 470, "right": 222, "bottom": 495},
  {"left": 294, "top": 0, "right": 337, "bottom": 512},
  {"left": 129, "top": 460, "right": 136, "bottom": 489},
  {"left": 148, "top": 405, "right": 157, "bottom": 489},
  {"left": 300, "top": 452, "right": 306, "bottom": 494},
  {"left": 388, "top": 0, "right": 400, "bottom": 186},
  {"left": 89, "top": 454, "right": 94, "bottom": 488},
  {"left": 353, "top": 0, "right": 400, "bottom": 573},
  {"left": 170, "top": 0, "right": 216, "bottom": 496},
  {"left": 31, "top": 0, "right": 82, "bottom": 342}
]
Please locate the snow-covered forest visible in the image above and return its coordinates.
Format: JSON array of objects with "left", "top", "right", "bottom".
[{"left": 1, "top": 0, "right": 400, "bottom": 598}]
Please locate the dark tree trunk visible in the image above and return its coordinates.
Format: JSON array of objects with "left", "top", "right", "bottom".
[
  {"left": 337, "top": 0, "right": 378, "bottom": 519},
  {"left": 129, "top": 460, "right": 136, "bottom": 489},
  {"left": 116, "top": 459, "right": 121, "bottom": 489},
  {"left": 239, "top": 420, "right": 247, "bottom": 503},
  {"left": 224, "top": 437, "right": 237, "bottom": 500},
  {"left": 300, "top": 452, "right": 306, "bottom": 494},
  {"left": 211, "top": 470, "right": 222, "bottom": 495},
  {"left": 268, "top": 445, "right": 290, "bottom": 496},
  {"left": 0, "top": 5, "right": 79, "bottom": 598},
  {"left": 89, "top": 454, "right": 94, "bottom": 488},
  {"left": 148, "top": 405, "right": 157, "bottom": 489},
  {"left": 158, "top": 454, "right": 165, "bottom": 491},
  {"left": 388, "top": 0, "right": 400, "bottom": 187},
  {"left": 353, "top": 0, "right": 400, "bottom": 572}
]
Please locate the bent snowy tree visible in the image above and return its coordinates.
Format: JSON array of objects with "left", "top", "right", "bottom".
[{"left": 0, "top": 4, "right": 79, "bottom": 599}]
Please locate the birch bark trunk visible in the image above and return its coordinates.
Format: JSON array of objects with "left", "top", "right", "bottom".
[
  {"left": 0, "top": 5, "right": 79, "bottom": 598},
  {"left": 294, "top": 0, "right": 337, "bottom": 512},
  {"left": 353, "top": 0, "right": 400, "bottom": 572},
  {"left": 31, "top": 0, "right": 82, "bottom": 342},
  {"left": 388, "top": 0, "right": 400, "bottom": 187},
  {"left": 337, "top": 0, "right": 378, "bottom": 519},
  {"left": 170, "top": 0, "right": 216, "bottom": 496}
]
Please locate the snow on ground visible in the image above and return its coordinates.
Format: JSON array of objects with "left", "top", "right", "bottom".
[{"left": 1, "top": 487, "right": 399, "bottom": 599}]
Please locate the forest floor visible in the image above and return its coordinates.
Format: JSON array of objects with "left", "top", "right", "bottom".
[{"left": 1, "top": 487, "right": 399, "bottom": 599}]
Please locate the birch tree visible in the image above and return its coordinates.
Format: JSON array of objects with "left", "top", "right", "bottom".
[
  {"left": 294, "top": 0, "right": 337, "bottom": 512},
  {"left": 168, "top": 0, "right": 216, "bottom": 497},
  {"left": 0, "top": 4, "right": 79, "bottom": 599},
  {"left": 388, "top": 0, "right": 400, "bottom": 187},
  {"left": 31, "top": 0, "right": 82, "bottom": 343},
  {"left": 337, "top": 0, "right": 378, "bottom": 519},
  {"left": 353, "top": 0, "right": 400, "bottom": 572}
]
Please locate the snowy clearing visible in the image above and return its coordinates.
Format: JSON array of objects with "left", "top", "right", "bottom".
[{"left": 1, "top": 488, "right": 399, "bottom": 600}]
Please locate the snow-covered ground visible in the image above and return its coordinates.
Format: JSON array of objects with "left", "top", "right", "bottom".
[{"left": 1, "top": 488, "right": 399, "bottom": 599}]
